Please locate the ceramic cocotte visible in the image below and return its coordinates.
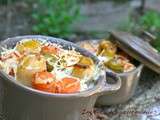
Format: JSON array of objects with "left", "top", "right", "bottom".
[{"left": 0, "top": 35, "right": 121, "bottom": 120}]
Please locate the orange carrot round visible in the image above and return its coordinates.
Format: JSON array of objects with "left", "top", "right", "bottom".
[
  {"left": 32, "top": 71, "right": 56, "bottom": 93},
  {"left": 57, "top": 77, "right": 80, "bottom": 93}
]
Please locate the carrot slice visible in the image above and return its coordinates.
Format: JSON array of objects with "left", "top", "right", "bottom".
[
  {"left": 57, "top": 77, "right": 80, "bottom": 93},
  {"left": 32, "top": 71, "right": 80, "bottom": 93},
  {"left": 32, "top": 71, "right": 56, "bottom": 93},
  {"left": 41, "top": 44, "right": 59, "bottom": 55}
]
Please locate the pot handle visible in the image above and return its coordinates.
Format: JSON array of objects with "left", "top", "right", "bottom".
[{"left": 99, "top": 71, "right": 121, "bottom": 95}]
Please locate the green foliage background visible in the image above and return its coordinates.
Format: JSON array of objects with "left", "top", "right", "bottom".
[{"left": 32, "top": 0, "right": 81, "bottom": 38}]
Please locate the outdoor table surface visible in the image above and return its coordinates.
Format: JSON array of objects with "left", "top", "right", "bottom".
[{"left": 94, "top": 67, "right": 160, "bottom": 120}]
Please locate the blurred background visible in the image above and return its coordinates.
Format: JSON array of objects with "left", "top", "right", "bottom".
[
  {"left": 0, "top": 0, "right": 160, "bottom": 52},
  {"left": 0, "top": 0, "right": 159, "bottom": 38},
  {"left": 3, "top": 0, "right": 160, "bottom": 51}
]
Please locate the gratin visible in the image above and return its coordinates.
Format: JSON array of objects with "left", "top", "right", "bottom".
[{"left": 0, "top": 39, "right": 99, "bottom": 93}]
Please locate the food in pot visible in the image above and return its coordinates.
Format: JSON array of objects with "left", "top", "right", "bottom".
[
  {"left": 0, "top": 39, "right": 99, "bottom": 94},
  {"left": 16, "top": 54, "right": 47, "bottom": 86},
  {"left": 79, "top": 40, "right": 136, "bottom": 73},
  {"left": 105, "top": 55, "right": 135, "bottom": 73},
  {"left": 97, "top": 40, "right": 117, "bottom": 57},
  {"left": 16, "top": 39, "right": 41, "bottom": 54},
  {"left": 72, "top": 56, "right": 95, "bottom": 79},
  {"left": 79, "top": 41, "right": 98, "bottom": 53}
]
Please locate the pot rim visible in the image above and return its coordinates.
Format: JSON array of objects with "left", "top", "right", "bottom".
[
  {"left": 107, "top": 64, "right": 144, "bottom": 76},
  {"left": 76, "top": 40, "right": 144, "bottom": 76},
  {"left": 0, "top": 35, "right": 105, "bottom": 98}
]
